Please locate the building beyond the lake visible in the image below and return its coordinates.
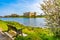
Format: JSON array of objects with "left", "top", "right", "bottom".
[{"left": 24, "top": 12, "right": 36, "bottom": 17}]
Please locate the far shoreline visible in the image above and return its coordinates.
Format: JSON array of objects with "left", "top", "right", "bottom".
[{"left": 0, "top": 16, "right": 45, "bottom": 18}]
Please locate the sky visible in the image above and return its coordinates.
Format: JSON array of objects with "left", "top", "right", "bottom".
[{"left": 0, "top": 0, "right": 43, "bottom": 16}]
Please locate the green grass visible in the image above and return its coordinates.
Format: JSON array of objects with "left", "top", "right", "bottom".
[
  {"left": 0, "top": 20, "right": 60, "bottom": 40},
  {"left": 0, "top": 20, "right": 8, "bottom": 31},
  {"left": 5, "top": 21, "right": 25, "bottom": 29},
  {"left": 0, "top": 20, "right": 25, "bottom": 31},
  {"left": 21, "top": 27, "right": 54, "bottom": 40}
]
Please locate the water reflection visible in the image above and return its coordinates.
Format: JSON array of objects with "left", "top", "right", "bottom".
[
  {"left": 23, "top": 18, "right": 37, "bottom": 27},
  {"left": 0, "top": 18, "right": 46, "bottom": 27}
]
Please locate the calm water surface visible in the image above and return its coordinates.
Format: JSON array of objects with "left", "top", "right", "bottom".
[{"left": 0, "top": 18, "right": 46, "bottom": 27}]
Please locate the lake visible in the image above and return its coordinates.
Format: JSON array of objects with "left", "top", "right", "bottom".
[{"left": 0, "top": 18, "right": 46, "bottom": 27}]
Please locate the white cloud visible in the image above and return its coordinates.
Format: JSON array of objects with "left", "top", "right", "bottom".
[
  {"left": 11, "top": 0, "right": 43, "bottom": 15},
  {"left": 23, "top": 2, "right": 43, "bottom": 15},
  {"left": 0, "top": 0, "right": 44, "bottom": 16}
]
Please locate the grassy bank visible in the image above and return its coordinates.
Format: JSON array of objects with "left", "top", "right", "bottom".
[
  {"left": 1, "top": 15, "right": 46, "bottom": 18},
  {"left": 0, "top": 20, "right": 59, "bottom": 40}
]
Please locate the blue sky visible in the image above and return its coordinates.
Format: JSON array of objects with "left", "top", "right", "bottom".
[{"left": 0, "top": 0, "right": 43, "bottom": 16}]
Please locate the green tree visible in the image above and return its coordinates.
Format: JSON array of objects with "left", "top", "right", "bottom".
[{"left": 41, "top": 0, "right": 60, "bottom": 38}]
